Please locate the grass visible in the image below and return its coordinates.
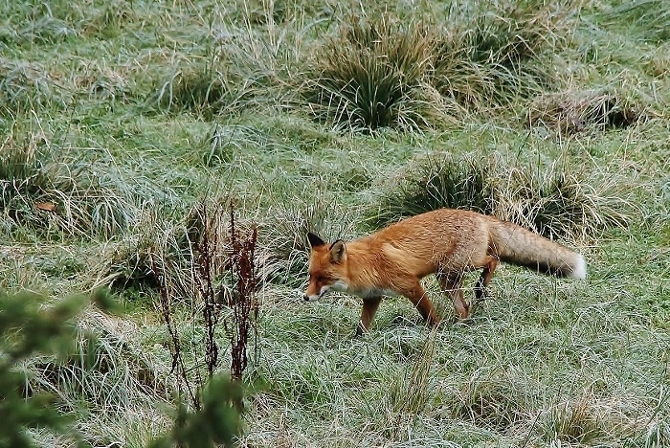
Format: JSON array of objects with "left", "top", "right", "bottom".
[
  {"left": 598, "top": 0, "right": 670, "bottom": 42},
  {"left": 1, "top": 0, "right": 669, "bottom": 446},
  {"left": 303, "top": 17, "right": 441, "bottom": 131},
  {"left": 368, "top": 144, "right": 637, "bottom": 240},
  {"left": 302, "top": 1, "right": 572, "bottom": 131}
]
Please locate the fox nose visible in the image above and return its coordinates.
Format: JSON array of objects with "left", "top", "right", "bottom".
[{"left": 303, "top": 294, "right": 310, "bottom": 301}]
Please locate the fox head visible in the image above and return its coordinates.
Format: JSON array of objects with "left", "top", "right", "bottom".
[{"left": 303, "top": 232, "right": 349, "bottom": 301}]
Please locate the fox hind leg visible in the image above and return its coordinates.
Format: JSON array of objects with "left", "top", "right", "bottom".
[{"left": 474, "top": 256, "right": 498, "bottom": 304}]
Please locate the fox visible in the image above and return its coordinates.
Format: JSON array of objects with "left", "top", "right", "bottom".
[{"left": 303, "top": 208, "right": 586, "bottom": 335}]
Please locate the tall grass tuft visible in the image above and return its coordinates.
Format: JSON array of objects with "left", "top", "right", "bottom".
[
  {"left": 96, "top": 196, "right": 253, "bottom": 296},
  {"left": 0, "top": 130, "right": 64, "bottom": 232},
  {"left": 540, "top": 393, "right": 604, "bottom": 444},
  {"left": 367, "top": 154, "right": 495, "bottom": 229},
  {"left": 0, "top": 130, "right": 47, "bottom": 202},
  {"left": 93, "top": 213, "right": 177, "bottom": 293},
  {"left": 431, "top": 0, "right": 574, "bottom": 111},
  {"left": 526, "top": 90, "right": 642, "bottom": 135},
  {"left": 448, "top": 366, "right": 533, "bottom": 432},
  {"left": 368, "top": 152, "right": 634, "bottom": 240},
  {"left": 494, "top": 159, "right": 633, "bottom": 239},
  {"left": 0, "top": 60, "right": 68, "bottom": 116},
  {"left": 303, "top": 1, "right": 577, "bottom": 131},
  {"left": 151, "top": 65, "right": 239, "bottom": 120},
  {"left": 303, "top": 17, "right": 444, "bottom": 132},
  {"left": 380, "top": 333, "right": 438, "bottom": 440},
  {"left": 149, "top": 2, "right": 298, "bottom": 122},
  {"left": 1, "top": 126, "right": 139, "bottom": 239}
]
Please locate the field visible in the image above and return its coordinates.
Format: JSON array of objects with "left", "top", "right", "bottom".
[{"left": 1, "top": 0, "right": 669, "bottom": 446}]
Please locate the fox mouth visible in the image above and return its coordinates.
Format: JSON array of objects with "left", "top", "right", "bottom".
[
  {"left": 303, "top": 280, "right": 349, "bottom": 301},
  {"left": 303, "top": 285, "right": 331, "bottom": 302},
  {"left": 303, "top": 289, "right": 327, "bottom": 302}
]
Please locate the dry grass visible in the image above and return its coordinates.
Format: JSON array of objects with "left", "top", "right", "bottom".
[
  {"left": 1, "top": 0, "right": 669, "bottom": 445},
  {"left": 0, "top": 125, "right": 139, "bottom": 238},
  {"left": 303, "top": 17, "right": 443, "bottom": 131},
  {"left": 303, "top": 1, "right": 579, "bottom": 131},
  {"left": 526, "top": 89, "right": 644, "bottom": 135},
  {"left": 369, "top": 150, "right": 635, "bottom": 240}
]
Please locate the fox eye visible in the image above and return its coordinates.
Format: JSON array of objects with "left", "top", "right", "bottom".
[
  {"left": 310, "top": 272, "right": 331, "bottom": 284},
  {"left": 309, "top": 273, "right": 323, "bottom": 281}
]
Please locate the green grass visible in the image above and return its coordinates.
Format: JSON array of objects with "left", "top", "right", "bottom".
[{"left": 1, "top": 0, "right": 669, "bottom": 446}]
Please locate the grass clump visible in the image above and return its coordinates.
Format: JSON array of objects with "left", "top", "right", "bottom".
[
  {"left": 0, "top": 130, "right": 46, "bottom": 198},
  {"left": 303, "top": 1, "right": 578, "bottom": 131},
  {"left": 431, "top": 0, "right": 575, "bottom": 111},
  {"left": 149, "top": 55, "right": 277, "bottom": 121},
  {"left": 96, "top": 195, "right": 262, "bottom": 295},
  {"left": 303, "top": 17, "right": 442, "bottom": 132},
  {"left": 448, "top": 366, "right": 533, "bottom": 432},
  {"left": 151, "top": 64, "right": 239, "bottom": 120},
  {"left": 0, "top": 130, "right": 62, "bottom": 232},
  {"left": 368, "top": 154, "right": 495, "bottom": 229},
  {"left": 369, "top": 151, "right": 633, "bottom": 240},
  {"left": 94, "top": 218, "right": 170, "bottom": 292},
  {"left": 0, "top": 124, "right": 143, "bottom": 239},
  {"left": 540, "top": 393, "right": 604, "bottom": 444},
  {"left": 148, "top": 8, "right": 295, "bottom": 122},
  {"left": 0, "top": 60, "right": 67, "bottom": 116},
  {"left": 526, "top": 90, "right": 643, "bottom": 135},
  {"left": 494, "top": 158, "right": 633, "bottom": 239},
  {"left": 535, "top": 390, "right": 648, "bottom": 445},
  {"left": 1, "top": 3, "right": 79, "bottom": 46}
]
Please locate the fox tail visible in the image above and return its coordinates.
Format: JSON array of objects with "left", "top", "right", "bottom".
[{"left": 489, "top": 221, "right": 586, "bottom": 279}]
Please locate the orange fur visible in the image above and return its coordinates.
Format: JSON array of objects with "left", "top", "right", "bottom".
[{"left": 304, "top": 208, "right": 586, "bottom": 334}]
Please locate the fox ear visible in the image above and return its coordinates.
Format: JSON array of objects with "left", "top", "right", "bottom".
[
  {"left": 329, "top": 240, "right": 346, "bottom": 264},
  {"left": 306, "top": 232, "right": 326, "bottom": 249}
]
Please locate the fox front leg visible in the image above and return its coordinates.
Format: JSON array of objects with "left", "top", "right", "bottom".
[{"left": 355, "top": 297, "right": 382, "bottom": 336}]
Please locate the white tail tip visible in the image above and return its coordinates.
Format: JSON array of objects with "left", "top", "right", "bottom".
[{"left": 570, "top": 255, "right": 587, "bottom": 279}]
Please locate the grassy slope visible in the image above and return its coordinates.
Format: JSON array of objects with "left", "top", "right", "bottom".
[{"left": 1, "top": 0, "right": 669, "bottom": 446}]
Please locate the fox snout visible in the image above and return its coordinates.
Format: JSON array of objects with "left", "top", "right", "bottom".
[
  {"left": 304, "top": 277, "right": 326, "bottom": 302},
  {"left": 303, "top": 278, "right": 348, "bottom": 302},
  {"left": 303, "top": 284, "right": 327, "bottom": 302},
  {"left": 303, "top": 287, "right": 323, "bottom": 302}
]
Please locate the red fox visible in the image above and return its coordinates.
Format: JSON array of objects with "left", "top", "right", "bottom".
[{"left": 304, "top": 208, "right": 586, "bottom": 335}]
